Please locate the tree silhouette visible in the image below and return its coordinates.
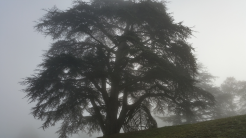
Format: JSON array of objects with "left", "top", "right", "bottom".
[
  {"left": 21, "top": 0, "right": 213, "bottom": 137},
  {"left": 158, "top": 64, "right": 216, "bottom": 125},
  {"left": 220, "top": 77, "right": 246, "bottom": 116}
]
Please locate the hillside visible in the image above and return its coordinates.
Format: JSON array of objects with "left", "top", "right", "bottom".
[{"left": 102, "top": 115, "right": 246, "bottom": 138}]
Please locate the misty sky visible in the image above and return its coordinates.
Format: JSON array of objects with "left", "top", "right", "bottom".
[{"left": 0, "top": 0, "right": 246, "bottom": 138}]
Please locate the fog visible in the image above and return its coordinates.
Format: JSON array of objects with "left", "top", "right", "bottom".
[{"left": 0, "top": 0, "right": 246, "bottom": 138}]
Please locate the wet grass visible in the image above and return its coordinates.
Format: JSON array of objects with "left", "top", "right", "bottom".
[{"left": 102, "top": 114, "right": 246, "bottom": 138}]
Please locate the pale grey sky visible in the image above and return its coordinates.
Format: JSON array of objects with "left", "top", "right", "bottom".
[
  {"left": 0, "top": 0, "right": 246, "bottom": 138},
  {"left": 167, "top": 0, "right": 246, "bottom": 84}
]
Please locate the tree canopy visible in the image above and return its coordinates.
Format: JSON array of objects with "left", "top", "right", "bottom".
[{"left": 21, "top": 0, "right": 214, "bottom": 137}]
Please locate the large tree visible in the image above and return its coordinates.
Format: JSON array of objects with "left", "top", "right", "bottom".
[{"left": 21, "top": 0, "right": 213, "bottom": 137}]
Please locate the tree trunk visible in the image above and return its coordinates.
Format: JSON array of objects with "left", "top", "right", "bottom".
[
  {"left": 104, "top": 104, "right": 122, "bottom": 136},
  {"left": 102, "top": 41, "right": 129, "bottom": 136}
]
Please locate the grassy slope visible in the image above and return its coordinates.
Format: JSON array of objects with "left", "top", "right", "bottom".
[{"left": 103, "top": 115, "right": 246, "bottom": 138}]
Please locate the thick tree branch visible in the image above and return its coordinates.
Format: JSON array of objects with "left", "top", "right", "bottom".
[
  {"left": 90, "top": 79, "right": 109, "bottom": 105},
  {"left": 90, "top": 98, "right": 106, "bottom": 134},
  {"left": 129, "top": 91, "right": 175, "bottom": 110},
  {"left": 85, "top": 32, "right": 116, "bottom": 54}
]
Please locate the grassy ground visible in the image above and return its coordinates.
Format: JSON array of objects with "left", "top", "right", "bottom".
[{"left": 102, "top": 115, "right": 246, "bottom": 138}]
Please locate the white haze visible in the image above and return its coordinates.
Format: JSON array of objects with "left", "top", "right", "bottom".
[{"left": 0, "top": 0, "right": 246, "bottom": 138}]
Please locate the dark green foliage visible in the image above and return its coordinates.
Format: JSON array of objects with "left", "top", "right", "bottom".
[{"left": 21, "top": 0, "right": 212, "bottom": 137}]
